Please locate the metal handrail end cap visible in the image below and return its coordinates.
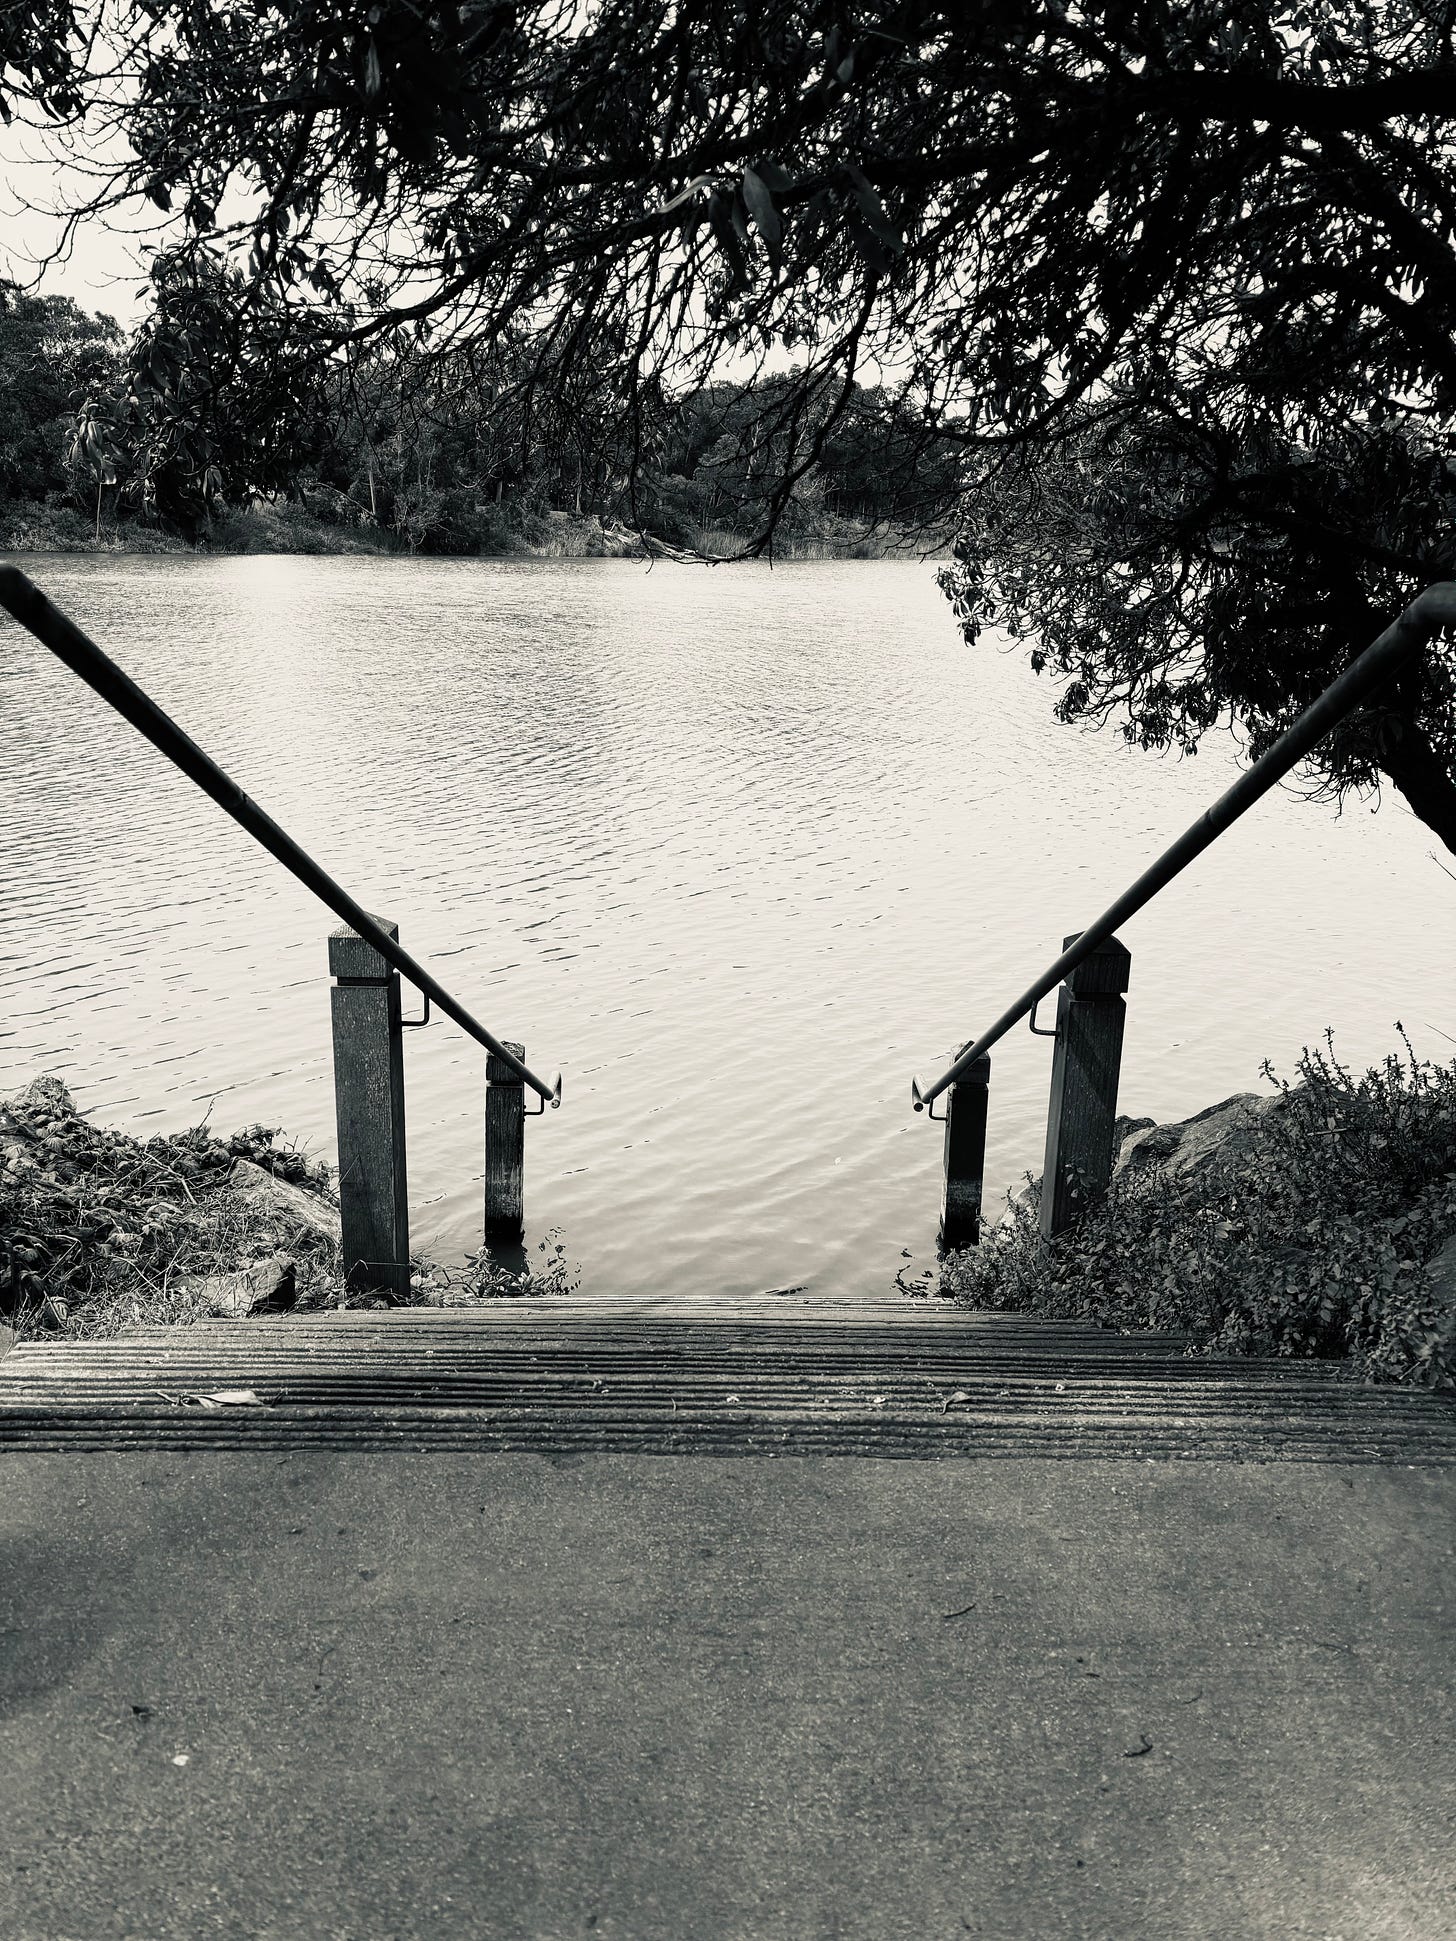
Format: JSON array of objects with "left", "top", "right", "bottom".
[
  {"left": 550, "top": 1072, "right": 563, "bottom": 1109},
  {"left": 910, "top": 1076, "right": 925, "bottom": 1113}
]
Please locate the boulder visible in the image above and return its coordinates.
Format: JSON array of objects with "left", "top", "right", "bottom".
[
  {"left": 1001, "top": 1093, "right": 1294, "bottom": 1224},
  {"left": 1114, "top": 1090, "right": 1292, "bottom": 1185},
  {"left": 227, "top": 1158, "right": 340, "bottom": 1241},
  {"left": 199, "top": 1254, "right": 298, "bottom": 1318}
]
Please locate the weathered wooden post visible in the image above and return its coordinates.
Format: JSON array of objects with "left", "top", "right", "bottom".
[
  {"left": 939, "top": 1052, "right": 991, "bottom": 1249},
  {"left": 484, "top": 1040, "right": 526, "bottom": 1240},
  {"left": 1040, "top": 932, "right": 1132, "bottom": 1240},
  {"left": 329, "top": 918, "right": 409, "bottom": 1296}
]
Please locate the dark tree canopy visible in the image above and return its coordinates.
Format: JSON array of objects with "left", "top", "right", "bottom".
[
  {"left": 0, "top": 282, "right": 119, "bottom": 500},
  {"left": 9, "top": 1, "right": 1456, "bottom": 842}
]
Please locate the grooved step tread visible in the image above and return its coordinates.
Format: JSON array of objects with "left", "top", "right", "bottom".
[{"left": 2, "top": 1300, "right": 1452, "bottom": 1459}]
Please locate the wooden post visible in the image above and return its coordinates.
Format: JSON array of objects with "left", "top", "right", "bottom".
[
  {"left": 329, "top": 918, "right": 409, "bottom": 1296},
  {"left": 484, "top": 1040, "right": 526, "bottom": 1240},
  {"left": 1040, "top": 932, "right": 1132, "bottom": 1240},
  {"left": 939, "top": 1052, "right": 991, "bottom": 1250}
]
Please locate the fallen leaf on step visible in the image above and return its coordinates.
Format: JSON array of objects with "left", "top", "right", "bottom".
[
  {"left": 941, "top": 1390, "right": 971, "bottom": 1414},
  {"left": 183, "top": 1388, "right": 268, "bottom": 1409},
  {"left": 1123, "top": 1735, "right": 1154, "bottom": 1758}
]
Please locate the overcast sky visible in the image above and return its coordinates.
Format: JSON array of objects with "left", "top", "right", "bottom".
[{"left": 2, "top": 125, "right": 156, "bottom": 323}]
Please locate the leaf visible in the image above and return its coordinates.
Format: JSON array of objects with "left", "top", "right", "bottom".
[
  {"left": 844, "top": 163, "right": 902, "bottom": 250},
  {"left": 184, "top": 1388, "right": 268, "bottom": 1409},
  {"left": 657, "top": 172, "right": 716, "bottom": 218},
  {"left": 846, "top": 213, "right": 892, "bottom": 276},
  {"left": 941, "top": 1389, "right": 971, "bottom": 1414},
  {"left": 741, "top": 167, "right": 782, "bottom": 268}
]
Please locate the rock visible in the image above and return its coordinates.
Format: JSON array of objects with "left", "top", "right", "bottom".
[
  {"left": 1113, "top": 1113, "right": 1156, "bottom": 1151},
  {"left": 227, "top": 1159, "right": 339, "bottom": 1241},
  {"left": 1113, "top": 1092, "right": 1291, "bottom": 1186},
  {"left": 200, "top": 1255, "right": 297, "bottom": 1318},
  {"left": 1003, "top": 1093, "right": 1295, "bottom": 1223}
]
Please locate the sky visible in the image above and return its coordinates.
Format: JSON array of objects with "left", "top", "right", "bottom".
[{"left": 1, "top": 122, "right": 157, "bottom": 323}]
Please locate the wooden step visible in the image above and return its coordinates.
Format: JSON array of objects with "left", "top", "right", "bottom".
[{"left": 2, "top": 1299, "right": 1452, "bottom": 1460}]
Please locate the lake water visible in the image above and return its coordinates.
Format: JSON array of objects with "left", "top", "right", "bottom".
[{"left": 3, "top": 554, "right": 1453, "bottom": 1300}]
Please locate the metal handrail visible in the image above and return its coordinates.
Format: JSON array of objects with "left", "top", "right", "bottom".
[
  {"left": 912, "top": 582, "right": 1456, "bottom": 1114},
  {"left": 0, "top": 564, "right": 562, "bottom": 1108}
]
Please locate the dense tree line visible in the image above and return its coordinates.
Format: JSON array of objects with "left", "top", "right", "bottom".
[{"left": 0, "top": 272, "right": 949, "bottom": 549}]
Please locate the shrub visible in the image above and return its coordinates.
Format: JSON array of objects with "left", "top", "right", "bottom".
[
  {"left": 205, "top": 499, "right": 394, "bottom": 554},
  {"left": 0, "top": 499, "right": 189, "bottom": 553},
  {"left": 941, "top": 1029, "right": 1456, "bottom": 1387}
]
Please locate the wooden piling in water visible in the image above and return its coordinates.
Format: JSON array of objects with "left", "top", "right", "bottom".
[
  {"left": 1039, "top": 933, "right": 1131, "bottom": 1240},
  {"left": 940, "top": 1052, "right": 991, "bottom": 1249},
  {"left": 329, "top": 919, "right": 410, "bottom": 1297},
  {"left": 485, "top": 1041, "right": 526, "bottom": 1240}
]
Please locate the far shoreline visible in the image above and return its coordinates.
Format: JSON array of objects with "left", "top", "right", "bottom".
[{"left": 1, "top": 498, "right": 950, "bottom": 565}]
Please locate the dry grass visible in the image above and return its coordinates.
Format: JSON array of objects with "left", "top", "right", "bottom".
[
  {"left": 1, "top": 1076, "right": 344, "bottom": 1339},
  {"left": 413, "top": 1232, "right": 581, "bottom": 1306}
]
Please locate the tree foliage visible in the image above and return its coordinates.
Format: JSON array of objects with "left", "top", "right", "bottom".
[
  {"left": 943, "top": 406, "right": 1456, "bottom": 847},
  {"left": 10, "top": 1, "right": 1456, "bottom": 836},
  {"left": 0, "top": 281, "right": 119, "bottom": 501}
]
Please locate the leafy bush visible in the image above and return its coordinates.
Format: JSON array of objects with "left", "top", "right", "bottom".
[
  {"left": 205, "top": 499, "right": 393, "bottom": 555},
  {"left": 941, "top": 1030, "right": 1456, "bottom": 1387},
  {"left": 0, "top": 498, "right": 188, "bottom": 553}
]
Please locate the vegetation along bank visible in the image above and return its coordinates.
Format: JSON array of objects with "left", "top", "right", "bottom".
[
  {"left": 945, "top": 1034, "right": 1456, "bottom": 1390},
  {"left": 0, "top": 1076, "right": 576, "bottom": 1344}
]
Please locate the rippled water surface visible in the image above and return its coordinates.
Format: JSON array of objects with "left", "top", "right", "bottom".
[{"left": 3, "top": 554, "right": 1453, "bottom": 1298}]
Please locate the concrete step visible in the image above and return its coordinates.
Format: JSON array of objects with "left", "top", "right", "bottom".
[{"left": 2, "top": 1298, "right": 1452, "bottom": 1459}]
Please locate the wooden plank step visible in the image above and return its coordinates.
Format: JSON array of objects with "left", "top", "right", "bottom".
[{"left": 1, "top": 1303, "right": 1451, "bottom": 1460}]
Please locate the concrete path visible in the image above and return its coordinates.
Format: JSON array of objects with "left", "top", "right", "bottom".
[{"left": 1, "top": 1304, "right": 1453, "bottom": 1939}]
